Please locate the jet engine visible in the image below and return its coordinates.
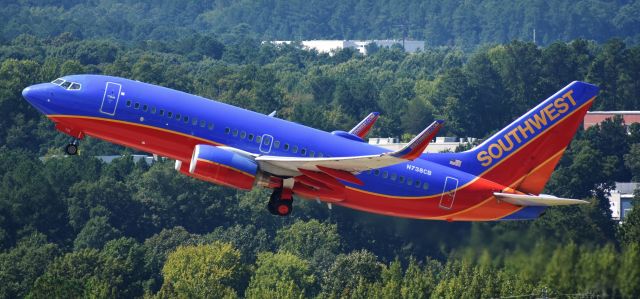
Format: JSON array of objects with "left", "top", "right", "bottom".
[{"left": 187, "top": 144, "right": 259, "bottom": 190}]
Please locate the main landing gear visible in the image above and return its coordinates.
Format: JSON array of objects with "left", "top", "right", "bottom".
[
  {"left": 65, "top": 139, "right": 79, "bottom": 155},
  {"left": 267, "top": 188, "right": 293, "bottom": 216}
]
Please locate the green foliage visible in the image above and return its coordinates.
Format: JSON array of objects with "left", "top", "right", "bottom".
[
  {"left": 275, "top": 219, "right": 341, "bottom": 271},
  {"left": 1, "top": 5, "right": 640, "bottom": 296},
  {"left": 0, "top": 233, "right": 60, "bottom": 298},
  {"left": 245, "top": 251, "right": 315, "bottom": 298},
  {"left": 159, "top": 242, "right": 242, "bottom": 298},
  {"left": 73, "top": 216, "right": 122, "bottom": 250}
]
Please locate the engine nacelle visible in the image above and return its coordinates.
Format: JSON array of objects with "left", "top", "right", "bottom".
[{"left": 189, "top": 145, "right": 258, "bottom": 190}]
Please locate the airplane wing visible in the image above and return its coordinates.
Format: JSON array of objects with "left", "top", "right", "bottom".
[
  {"left": 349, "top": 112, "right": 380, "bottom": 138},
  {"left": 256, "top": 120, "right": 443, "bottom": 177},
  {"left": 493, "top": 192, "right": 589, "bottom": 206}
]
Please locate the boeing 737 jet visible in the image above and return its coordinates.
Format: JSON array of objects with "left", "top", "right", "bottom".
[{"left": 22, "top": 76, "right": 599, "bottom": 221}]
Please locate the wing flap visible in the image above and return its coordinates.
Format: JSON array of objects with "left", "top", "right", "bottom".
[{"left": 494, "top": 192, "right": 588, "bottom": 206}]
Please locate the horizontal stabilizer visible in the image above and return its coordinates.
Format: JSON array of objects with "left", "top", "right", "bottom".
[{"left": 494, "top": 192, "right": 588, "bottom": 206}]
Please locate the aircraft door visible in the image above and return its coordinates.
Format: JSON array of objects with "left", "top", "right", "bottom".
[
  {"left": 100, "top": 82, "right": 121, "bottom": 115},
  {"left": 259, "top": 134, "right": 273, "bottom": 154},
  {"left": 439, "top": 176, "right": 458, "bottom": 209}
]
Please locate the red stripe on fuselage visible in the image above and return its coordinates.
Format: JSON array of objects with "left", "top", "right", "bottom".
[{"left": 49, "top": 115, "right": 218, "bottom": 161}]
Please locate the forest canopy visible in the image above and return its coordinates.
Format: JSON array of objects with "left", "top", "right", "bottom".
[{"left": 1, "top": 0, "right": 640, "bottom": 298}]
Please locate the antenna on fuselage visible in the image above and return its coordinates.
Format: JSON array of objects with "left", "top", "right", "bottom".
[{"left": 268, "top": 110, "right": 277, "bottom": 117}]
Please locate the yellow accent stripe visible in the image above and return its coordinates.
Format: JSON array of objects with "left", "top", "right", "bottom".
[
  {"left": 196, "top": 158, "right": 255, "bottom": 179},
  {"left": 430, "top": 147, "right": 567, "bottom": 220},
  {"left": 48, "top": 114, "right": 221, "bottom": 146},
  {"left": 345, "top": 97, "right": 595, "bottom": 200}
]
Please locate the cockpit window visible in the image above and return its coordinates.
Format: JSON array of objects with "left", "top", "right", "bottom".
[
  {"left": 51, "top": 78, "right": 64, "bottom": 85},
  {"left": 69, "top": 83, "right": 81, "bottom": 90},
  {"left": 60, "top": 81, "right": 72, "bottom": 88}
]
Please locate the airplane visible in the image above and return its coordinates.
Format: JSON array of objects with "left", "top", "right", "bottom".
[{"left": 22, "top": 76, "right": 599, "bottom": 221}]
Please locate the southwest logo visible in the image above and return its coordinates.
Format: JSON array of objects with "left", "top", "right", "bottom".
[{"left": 477, "top": 90, "right": 577, "bottom": 167}]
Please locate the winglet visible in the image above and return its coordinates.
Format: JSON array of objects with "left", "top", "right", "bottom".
[
  {"left": 390, "top": 120, "right": 444, "bottom": 160},
  {"left": 349, "top": 112, "right": 380, "bottom": 138}
]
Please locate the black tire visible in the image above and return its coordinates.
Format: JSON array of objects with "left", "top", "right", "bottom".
[
  {"left": 267, "top": 201, "right": 278, "bottom": 215},
  {"left": 65, "top": 144, "right": 78, "bottom": 155}
]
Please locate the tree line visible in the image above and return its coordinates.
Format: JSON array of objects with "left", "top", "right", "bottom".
[
  {"left": 1, "top": 0, "right": 640, "bottom": 48},
  {"left": 0, "top": 30, "right": 640, "bottom": 297}
]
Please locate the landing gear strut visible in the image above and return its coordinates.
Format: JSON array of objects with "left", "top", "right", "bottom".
[
  {"left": 65, "top": 139, "right": 79, "bottom": 155},
  {"left": 267, "top": 188, "right": 293, "bottom": 216}
]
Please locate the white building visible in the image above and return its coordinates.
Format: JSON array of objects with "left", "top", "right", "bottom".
[
  {"left": 610, "top": 182, "right": 638, "bottom": 221},
  {"left": 368, "top": 136, "right": 476, "bottom": 153},
  {"left": 270, "top": 40, "right": 425, "bottom": 55}
]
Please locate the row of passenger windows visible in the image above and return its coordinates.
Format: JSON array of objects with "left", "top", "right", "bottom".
[
  {"left": 368, "top": 169, "right": 430, "bottom": 190},
  {"left": 127, "top": 99, "right": 327, "bottom": 157},
  {"left": 223, "top": 127, "right": 327, "bottom": 157},
  {"left": 126, "top": 100, "right": 214, "bottom": 130}
]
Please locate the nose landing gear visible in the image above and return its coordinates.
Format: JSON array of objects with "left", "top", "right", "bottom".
[
  {"left": 65, "top": 139, "right": 79, "bottom": 155},
  {"left": 267, "top": 188, "right": 293, "bottom": 216}
]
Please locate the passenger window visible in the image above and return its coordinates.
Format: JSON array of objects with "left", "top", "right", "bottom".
[
  {"left": 248, "top": 134, "right": 254, "bottom": 141},
  {"left": 134, "top": 103, "right": 140, "bottom": 109},
  {"left": 374, "top": 169, "right": 380, "bottom": 176},
  {"left": 143, "top": 104, "right": 148, "bottom": 112},
  {"left": 208, "top": 123, "right": 214, "bottom": 130},
  {"left": 183, "top": 116, "right": 189, "bottom": 123},
  {"left": 423, "top": 182, "right": 429, "bottom": 190},
  {"left": 199, "top": 120, "right": 206, "bottom": 127},
  {"left": 407, "top": 178, "right": 413, "bottom": 186},
  {"left": 151, "top": 107, "right": 156, "bottom": 114},
  {"left": 264, "top": 138, "right": 271, "bottom": 145},
  {"left": 300, "top": 148, "right": 306, "bottom": 155},
  {"left": 390, "top": 173, "right": 397, "bottom": 181},
  {"left": 160, "top": 109, "right": 165, "bottom": 116},
  {"left": 232, "top": 129, "right": 238, "bottom": 137},
  {"left": 256, "top": 136, "right": 262, "bottom": 143},
  {"left": 126, "top": 100, "right": 131, "bottom": 107},
  {"left": 273, "top": 140, "right": 280, "bottom": 148},
  {"left": 225, "top": 127, "right": 230, "bottom": 134},
  {"left": 283, "top": 143, "right": 289, "bottom": 151},
  {"left": 318, "top": 152, "right": 324, "bottom": 157},
  {"left": 292, "top": 145, "right": 298, "bottom": 153},
  {"left": 415, "top": 180, "right": 421, "bottom": 188},
  {"left": 167, "top": 111, "right": 173, "bottom": 118},
  {"left": 399, "top": 176, "right": 405, "bottom": 183},
  {"left": 382, "top": 171, "right": 388, "bottom": 178},
  {"left": 309, "top": 150, "right": 315, "bottom": 157},
  {"left": 175, "top": 113, "right": 181, "bottom": 120},
  {"left": 240, "top": 131, "right": 246, "bottom": 139},
  {"left": 192, "top": 117, "right": 198, "bottom": 125}
]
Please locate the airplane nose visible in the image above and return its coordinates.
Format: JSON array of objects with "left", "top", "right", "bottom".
[{"left": 22, "top": 83, "right": 48, "bottom": 104}]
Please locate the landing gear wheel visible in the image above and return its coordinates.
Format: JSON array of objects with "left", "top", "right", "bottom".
[
  {"left": 274, "top": 201, "right": 292, "bottom": 216},
  {"left": 65, "top": 143, "right": 78, "bottom": 155},
  {"left": 267, "top": 188, "right": 293, "bottom": 216}
]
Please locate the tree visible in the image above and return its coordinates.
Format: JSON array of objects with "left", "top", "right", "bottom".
[
  {"left": 245, "top": 252, "right": 315, "bottom": 299},
  {"left": 620, "top": 191, "right": 640, "bottom": 245},
  {"left": 275, "top": 219, "right": 341, "bottom": 272},
  {"left": 158, "top": 242, "right": 243, "bottom": 298},
  {"left": 73, "top": 216, "right": 122, "bottom": 250},
  {"left": 321, "top": 250, "right": 383, "bottom": 298},
  {"left": 617, "top": 243, "right": 640, "bottom": 299},
  {"left": 0, "top": 233, "right": 60, "bottom": 298},
  {"left": 29, "top": 248, "right": 129, "bottom": 298}
]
